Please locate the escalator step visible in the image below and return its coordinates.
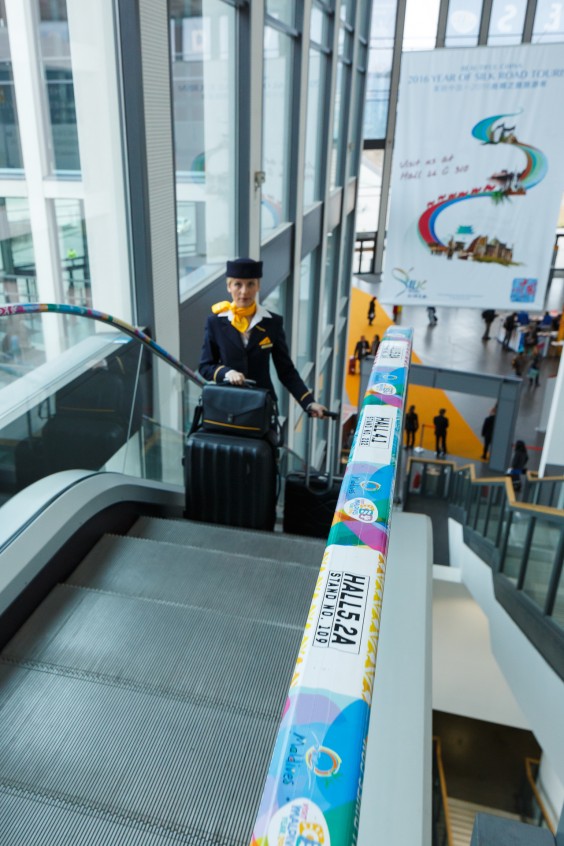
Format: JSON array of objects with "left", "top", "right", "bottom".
[
  {"left": 0, "top": 663, "right": 276, "bottom": 844},
  {"left": 67, "top": 534, "right": 318, "bottom": 629},
  {"left": 3, "top": 583, "right": 301, "bottom": 720},
  {"left": 129, "top": 515, "right": 326, "bottom": 567}
]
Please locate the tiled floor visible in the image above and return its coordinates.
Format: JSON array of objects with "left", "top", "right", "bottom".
[{"left": 355, "top": 275, "right": 564, "bottom": 472}]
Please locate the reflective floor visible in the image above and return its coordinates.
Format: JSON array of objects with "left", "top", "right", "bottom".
[{"left": 355, "top": 275, "right": 564, "bottom": 472}]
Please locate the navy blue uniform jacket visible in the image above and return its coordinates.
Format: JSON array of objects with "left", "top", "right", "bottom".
[{"left": 198, "top": 311, "right": 314, "bottom": 411}]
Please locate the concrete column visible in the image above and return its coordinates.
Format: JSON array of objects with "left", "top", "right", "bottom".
[
  {"left": 138, "top": 0, "right": 180, "bottom": 356},
  {"left": 539, "top": 354, "right": 564, "bottom": 476},
  {"left": 489, "top": 379, "right": 522, "bottom": 473}
]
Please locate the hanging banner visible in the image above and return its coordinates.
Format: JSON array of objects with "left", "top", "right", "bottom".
[{"left": 381, "top": 44, "right": 564, "bottom": 310}]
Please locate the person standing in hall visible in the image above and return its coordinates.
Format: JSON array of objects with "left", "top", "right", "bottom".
[
  {"left": 481, "top": 309, "right": 498, "bottom": 341},
  {"left": 354, "top": 335, "right": 370, "bottom": 372},
  {"left": 481, "top": 405, "right": 496, "bottom": 460},
  {"left": 370, "top": 333, "right": 381, "bottom": 357},
  {"left": 433, "top": 408, "right": 449, "bottom": 457},
  {"left": 426, "top": 305, "right": 438, "bottom": 326},
  {"left": 367, "top": 296, "right": 377, "bottom": 326},
  {"left": 404, "top": 404, "right": 419, "bottom": 449},
  {"left": 502, "top": 312, "right": 517, "bottom": 349},
  {"left": 527, "top": 349, "right": 541, "bottom": 387}
]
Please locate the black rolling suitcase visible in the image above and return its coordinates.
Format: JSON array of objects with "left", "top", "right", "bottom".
[
  {"left": 283, "top": 412, "right": 341, "bottom": 539},
  {"left": 184, "top": 431, "right": 277, "bottom": 530}
]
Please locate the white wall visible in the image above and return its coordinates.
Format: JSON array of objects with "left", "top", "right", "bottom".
[
  {"left": 448, "top": 518, "right": 564, "bottom": 787},
  {"left": 540, "top": 353, "right": 564, "bottom": 475},
  {"left": 432, "top": 571, "right": 529, "bottom": 728}
]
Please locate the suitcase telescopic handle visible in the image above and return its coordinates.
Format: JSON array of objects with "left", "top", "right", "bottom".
[{"left": 304, "top": 409, "right": 338, "bottom": 487}]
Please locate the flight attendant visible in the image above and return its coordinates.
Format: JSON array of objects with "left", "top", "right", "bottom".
[{"left": 198, "top": 258, "right": 327, "bottom": 417}]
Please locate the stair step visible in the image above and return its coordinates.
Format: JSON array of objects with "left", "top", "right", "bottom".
[
  {"left": 129, "top": 515, "right": 327, "bottom": 568},
  {"left": 447, "top": 798, "right": 522, "bottom": 846},
  {"left": 68, "top": 533, "right": 319, "bottom": 628}
]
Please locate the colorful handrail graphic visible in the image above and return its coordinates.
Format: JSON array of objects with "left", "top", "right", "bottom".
[
  {"left": 418, "top": 110, "right": 548, "bottom": 250},
  {"left": 251, "top": 326, "right": 413, "bottom": 846},
  {"left": 0, "top": 302, "right": 207, "bottom": 386}
]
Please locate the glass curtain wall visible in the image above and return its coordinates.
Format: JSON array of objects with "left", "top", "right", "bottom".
[
  {"left": 262, "top": 21, "right": 294, "bottom": 236},
  {"left": 0, "top": 199, "right": 36, "bottom": 303},
  {"left": 330, "top": 20, "right": 352, "bottom": 190},
  {"left": 170, "top": 0, "right": 237, "bottom": 295},
  {"left": 532, "top": 0, "right": 564, "bottom": 41},
  {"left": 304, "top": 3, "right": 331, "bottom": 210},
  {"left": 488, "top": 0, "right": 528, "bottom": 44},
  {"left": 38, "top": 0, "right": 80, "bottom": 173},
  {"left": 0, "top": 0, "right": 134, "bottom": 380},
  {"left": 445, "top": 0, "right": 484, "bottom": 47},
  {"left": 0, "top": 0, "right": 22, "bottom": 170},
  {"left": 174, "top": 0, "right": 373, "bottom": 453}
]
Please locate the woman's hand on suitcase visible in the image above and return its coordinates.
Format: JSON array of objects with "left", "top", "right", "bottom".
[
  {"left": 307, "top": 402, "right": 329, "bottom": 418},
  {"left": 224, "top": 369, "right": 246, "bottom": 386}
]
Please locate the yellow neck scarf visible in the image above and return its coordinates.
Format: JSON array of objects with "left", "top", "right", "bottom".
[{"left": 212, "top": 300, "right": 257, "bottom": 334}]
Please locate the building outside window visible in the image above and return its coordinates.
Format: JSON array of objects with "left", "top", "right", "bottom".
[
  {"left": 38, "top": 0, "right": 80, "bottom": 173},
  {"left": 262, "top": 24, "right": 294, "bottom": 236},
  {"left": 171, "top": 0, "right": 237, "bottom": 296},
  {"left": 0, "top": 0, "right": 23, "bottom": 170}
]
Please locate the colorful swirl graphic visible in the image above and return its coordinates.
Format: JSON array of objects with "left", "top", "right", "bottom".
[
  {"left": 305, "top": 745, "right": 342, "bottom": 778},
  {"left": 418, "top": 111, "right": 548, "bottom": 249}
]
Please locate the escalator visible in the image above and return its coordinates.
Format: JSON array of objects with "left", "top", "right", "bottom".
[
  {"left": 0, "top": 308, "right": 427, "bottom": 846},
  {"left": 1, "top": 510, "right": 324, "bottom": 843}
]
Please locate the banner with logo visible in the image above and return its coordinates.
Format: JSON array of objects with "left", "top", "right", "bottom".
[
  {"left": 381, "top": 44, "right": 564, "bottom": 310},
  {"left": 251, "top": 327, "right": 413, "bottom": 846}
]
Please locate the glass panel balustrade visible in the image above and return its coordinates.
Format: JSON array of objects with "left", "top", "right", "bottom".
[
  {"left": 0, "top": 309, "right": 198, "bottom": 509},
  {"left": 485, "top": 484, "right": 505, "bottom": 543},
  {"left": 502, "top": 510, "right": 531, "bottom": 584},
  {"left": 552, "top": 562, "right": 564, "bottom": 628},
  {"left": 521, "top": 518, "right": 563, "bottom": 613}
]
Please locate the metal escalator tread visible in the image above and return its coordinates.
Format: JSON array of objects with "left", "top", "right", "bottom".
[
  {"left": 3, "top": 582, "right": 302, "bottom": 720},
  {"left": 0, "top": 527, "right": 321, "bottom": 843},
  {"left": 128, "top": 515, "right": 327, "bottom": 568},
  {"left": 0, "top": 789, "right": 188, "bottom": 845},
  {"left": 0, "top": 663, "right": 276, "bottom": 844},
  {"left": 67, "top": 534, "right": 318, "bottom": 628}
]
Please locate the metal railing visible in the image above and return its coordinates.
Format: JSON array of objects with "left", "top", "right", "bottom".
[
  {"left": 406, "top": 457, "right": 564, "bottom": 679},
  {"left": 433, "top": 736, "right": 454, "bottom": 846},
  {"left": 523, "top": 757, "right": 557, "bottom": 834}
]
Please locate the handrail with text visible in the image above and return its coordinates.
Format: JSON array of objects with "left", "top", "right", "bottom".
[
  {"left": 0, "top": 302, "right": 207, "bottom": 387},
  {"left": 251, "top": 327, "right": 414, "bottom": 846}
]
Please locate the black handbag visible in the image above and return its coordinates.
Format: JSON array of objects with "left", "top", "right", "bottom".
[{"left": 193, "top": 383, "right": 278, "bottom": 440}]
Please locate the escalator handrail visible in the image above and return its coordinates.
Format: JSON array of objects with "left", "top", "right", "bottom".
[
  {"left": 0, "top": 302, "right": 208, "bottom": 388},
  {"left": 524, "top": 757, "right": 556, "bottom": 834},
  {"left": 251, "top": 326, "right": 415, "bottom": 846},
  {"left": 433, "top": 736, "right": 454, "bottom": 846}
]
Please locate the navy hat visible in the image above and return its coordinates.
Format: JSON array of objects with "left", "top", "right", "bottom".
[{"left": 226, "top": 257, "right": 263, "bottom": 279}]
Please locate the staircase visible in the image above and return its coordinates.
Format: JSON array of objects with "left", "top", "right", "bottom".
[
  {"left": 448, "top": 797, "right": 522, "bottom": 846},
  {"left": 0, "top": 516, "right": 325, "bottom": 845}
]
